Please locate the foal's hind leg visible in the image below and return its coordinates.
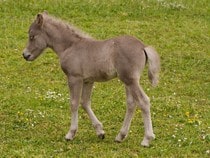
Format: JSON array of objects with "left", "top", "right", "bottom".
[
  {"left": 115, "top": 85, "right": 136, "bottom": 142},
  {"left": 81, "top": 82, "right": 105, "bottom": 139},
  {"left": 130, "top": 82, "right": 155, "bottom": 147}
]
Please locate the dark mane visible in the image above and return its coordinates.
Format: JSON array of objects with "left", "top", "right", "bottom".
[{"left": 43, "top": 14, "right": 93, "bottom": 39}]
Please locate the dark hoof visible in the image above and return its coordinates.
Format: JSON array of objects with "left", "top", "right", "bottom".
[
  {"left": 65, "top": 138, "right": 72, "bottom": 141},
  {"left": 65, "top": 136, "right": 74, "bottom": 141},
  {"left": 114, "top": 139, "right": 122, "bottom": 143},
  {"left": 98, "top": 133, "right": 105, "bottom": 139}
]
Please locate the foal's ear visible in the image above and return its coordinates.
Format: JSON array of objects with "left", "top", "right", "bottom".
[
  {"left": 43, "top": 10, "right": 48, "bottom": 15},
  {"left": 36, "top": 14, "right": 44, "bottom": 26}
]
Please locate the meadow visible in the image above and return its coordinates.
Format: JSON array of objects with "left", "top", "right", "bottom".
[{"left": 0, "top": 0, "right": 209, "bottom": 157}]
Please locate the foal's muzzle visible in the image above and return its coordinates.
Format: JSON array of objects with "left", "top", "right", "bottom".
[
  {"left": 22, "top": 48, "right": 32, "bottom": 61},
  {"left": 23, "top": 53, "right": 31, "bottom": 60}
]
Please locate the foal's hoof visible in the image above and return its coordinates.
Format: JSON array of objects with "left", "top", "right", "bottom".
[
  {"left": 65, "top": 135, "right": 74, "bottom": 141},
  {"left": 141, "top": 134, "right": 155, "bottom": 147},
  {"left": 98, "top": 133, "right": 105, "bottom": 140},
  {"left": 114, "top": 139, "right": 122, "bottom": 143},
  {"left": 65, "top": 130, "right": 76, "bottom": 141},
  {"left": 141, "top": 141, "right": 150, "bottom": 147},
  {"left": 115, "top": 133, "right": 126, "bottom": 143}
]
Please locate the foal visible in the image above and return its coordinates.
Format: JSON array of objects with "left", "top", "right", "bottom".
[{"left": 23, "top": 12, "right": 160, "bottom": 147}]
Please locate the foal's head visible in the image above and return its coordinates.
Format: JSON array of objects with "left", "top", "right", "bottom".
[{"left": 23, "top": 13, "right": 48, "bottom": 61}]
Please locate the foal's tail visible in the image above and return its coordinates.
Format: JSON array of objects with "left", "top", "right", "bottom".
[{"left": 144, "top": 46, "right": 160, "bottom": 87}]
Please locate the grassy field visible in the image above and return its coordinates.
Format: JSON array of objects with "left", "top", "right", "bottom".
[{"left": 0, "top": 0, "right": 209, "bottom": 157}]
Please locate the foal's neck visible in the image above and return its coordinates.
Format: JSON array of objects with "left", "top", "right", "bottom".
[
  {"left": 44, "top": 25, "right": 81, "bottom": 55},
  {"left": 43, "top": 17, "right": 91, "bottom": 57}
]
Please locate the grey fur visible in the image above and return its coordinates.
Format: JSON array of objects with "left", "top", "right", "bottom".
[{"left": 23, "top": 13, "right": 160, "bottom": 147}]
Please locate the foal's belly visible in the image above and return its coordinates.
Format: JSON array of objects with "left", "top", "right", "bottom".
[
  {"left": 97, "top": 69, "right": 117, "bottom": 82},
  {"left": 83, "top": 69, "right": 117, "bottom": 82},
  {"left": 83, "top": 63, "right": 117, "bottom": 83}
]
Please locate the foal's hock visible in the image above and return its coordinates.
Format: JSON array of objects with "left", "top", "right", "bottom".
[{"left": 23, "top": 12, "right": 160, "bottom": 147}]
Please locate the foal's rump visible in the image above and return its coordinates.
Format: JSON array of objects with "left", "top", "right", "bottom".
[{"left": 112, "top": 35, "right": 148, "bottom": 84}]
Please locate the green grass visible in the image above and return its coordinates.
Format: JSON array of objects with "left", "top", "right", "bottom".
[{"left": 0, "top": 0, "right": 209, "bottom": 157}]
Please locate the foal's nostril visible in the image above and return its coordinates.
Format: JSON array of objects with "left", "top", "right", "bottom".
[{"left": 23, "top": 53, "right": 31, "bottom": 60}]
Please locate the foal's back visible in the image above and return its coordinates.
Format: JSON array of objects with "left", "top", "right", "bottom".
[{"left": 61, "top": 35, "right": 146, "bottom": 83}]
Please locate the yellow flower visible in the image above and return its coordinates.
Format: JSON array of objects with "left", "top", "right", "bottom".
[
  {"left": 185, "top": 111, "right": 190, "bottom": 117},
  {"left": 188, "top": 119, "right": 193, "bottom": 124}
]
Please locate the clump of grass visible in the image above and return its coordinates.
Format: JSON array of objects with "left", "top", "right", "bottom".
[
  {"left": 14, "top": 109, "right": 46, "bottom": 129},
  {"left": 157, "top": 0, "right": 187, "bottom": 10}
]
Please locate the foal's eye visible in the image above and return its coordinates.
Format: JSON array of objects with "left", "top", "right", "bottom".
[{"left": 29, "top": 35, "right": 35, "bottom": 40}]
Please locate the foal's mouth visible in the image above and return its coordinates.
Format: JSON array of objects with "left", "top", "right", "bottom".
[
  {"left": 22, "top": 53, "right": 35, "bottom": 61},
  {"left": 23, "top": 53, "right": 32, "bottom": 61},
  {"left": 22, "top": 49, "right": 36, "bottom": 61}
]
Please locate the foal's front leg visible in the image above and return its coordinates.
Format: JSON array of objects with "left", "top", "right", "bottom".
[
  {"left": 65, "top": 76, "right": 83, "bottom": 140},
  {"left": 81, "top": 82, "right": 105, "bottom": 139}
]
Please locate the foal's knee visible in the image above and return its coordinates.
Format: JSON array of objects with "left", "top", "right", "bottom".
[
  {"left": 138, "top": 96, "right": 151, "bottom": 113},
  {"left": 127, "top": 98, "right": 135, "bottom": 112},
  {"left": 71, "top": 100, "right": 79, "bottom": 112}
]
